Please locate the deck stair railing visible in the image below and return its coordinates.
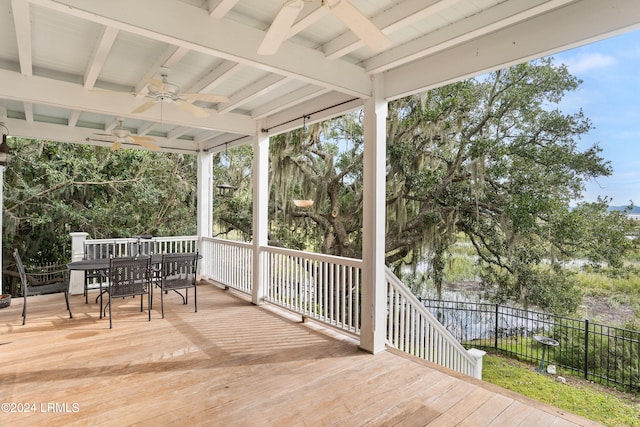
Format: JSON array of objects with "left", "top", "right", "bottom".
[{"left": 385, "top": 266, "right": 485, "bottom": 379}]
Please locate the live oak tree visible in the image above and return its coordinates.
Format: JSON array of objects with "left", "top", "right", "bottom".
[{"left": 261, "top": 58, "right": 634, "bottom": 314}]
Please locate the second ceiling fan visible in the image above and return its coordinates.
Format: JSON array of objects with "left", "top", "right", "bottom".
[
  {"left": 90, "top": 118, "right": 159, "bottom": 151},
  {"left": 132, "top": 69, "right": 229, "bottom": 118},
  {"left": 258, "top": 0, "right": 392, "bottom": 55}
]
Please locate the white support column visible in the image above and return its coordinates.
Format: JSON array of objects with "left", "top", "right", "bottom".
[
  {"left": 197, "top": 150, "right": 213, "bottom": 242},
  {"left": 360, "top": 74, "right": 388, "bottom": 354},
  {"left": 69, "top": 231, "right": 89, "bottom": 295},
  {"left": 251, "top": 123, "right": 269, "bottom": 305}
]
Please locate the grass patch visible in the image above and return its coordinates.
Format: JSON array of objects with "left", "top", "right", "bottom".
[{"left": 482, "top": 354, "right": 640, "bottom": 427}]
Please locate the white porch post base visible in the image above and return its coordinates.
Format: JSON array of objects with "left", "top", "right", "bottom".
[
  {"left": 468, "top": 348, "right": 487, "bottom": 380},
  {"left": 69, "top": 232, "right": 89, "bottom": 295}
]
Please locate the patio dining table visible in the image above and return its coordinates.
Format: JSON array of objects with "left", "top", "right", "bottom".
[
  {"left": 67, "top": 253, "right": 201, "bottom": 271},
  {"left": 67, "top": 253, "right": 200, "bottom": 319},
  {"left": 67, "top": 255, "right": 155, "bottom": 319},
  {"left": 68, "top": 254, "right": 156, "bottom": 272}
]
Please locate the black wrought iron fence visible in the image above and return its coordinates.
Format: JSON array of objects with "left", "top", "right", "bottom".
[{"left": 419, "top": 298, "right": 640, "bottom": 391}]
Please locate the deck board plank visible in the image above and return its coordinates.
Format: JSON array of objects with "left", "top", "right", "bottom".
[{"left": 0, "top": 283, "right": 602, "bottom": 426}]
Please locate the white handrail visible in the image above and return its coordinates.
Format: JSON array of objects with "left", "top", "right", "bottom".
[{"left": 385, "top": 266, "right": 485, "bottom": 379}]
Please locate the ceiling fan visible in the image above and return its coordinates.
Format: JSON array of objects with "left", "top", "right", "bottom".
[
  {"left": 131, "top": 69, "right": 229, "bottom": 118},
  {"left": 89, "top": 118, "right": 159, "bottom": 151},
  {"left": 258, "top": 0, "right": 392, "bottom": 55}
]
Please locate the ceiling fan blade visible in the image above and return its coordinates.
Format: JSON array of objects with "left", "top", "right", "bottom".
[
  {"left": 175, "top": 99, "right": 210, "bottom": 118},
  {"left": 258, "top": 0, "right": 304, "bottom": 55},
  {"left": 131, "top": 135, "right": 156, "bottom": 142},
  {"left": 327, "top": 0, "right": 392, "bottom": 53},
  {"left": 111, "top": 140, "right": 123, "bottom": 151},
  {"left": 131, "top": 136, "right": 160, "bottom": 150},
  {"left": 144, "top": 77, "right": 167, "bottom": 92},
  {"left": 181, "top": 93, "right": 229, "bottom": 103},
  {"left": 131, "top": 100, "right": 157, "bottom": 114}
]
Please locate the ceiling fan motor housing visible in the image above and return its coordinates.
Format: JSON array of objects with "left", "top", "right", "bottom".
[{"left": 148, "top": 79, "right": 180, "bottom": 102}]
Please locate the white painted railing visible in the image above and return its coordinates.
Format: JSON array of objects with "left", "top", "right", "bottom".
[
  {"left": 385, "top": 267, "right": 485, "bottom": 379},
  {"left": 199, "top": 237, "right": 252, "bottom": 294},
  {"left": 82, "top": 235, "right": 198, "bottom": 258},
  {"left": 77, "top": 234, "right": 483, "bottom": 377},
  {"left": 263, "top": 246, "right": 362, "bottom": 335}
]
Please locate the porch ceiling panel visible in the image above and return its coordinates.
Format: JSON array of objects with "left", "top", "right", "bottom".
[
  {"left": 383, "top": 0, "right": 640, "bottom": 100},
  {"left": 0, "top": 0, "right": 638, "bottom": 155}
]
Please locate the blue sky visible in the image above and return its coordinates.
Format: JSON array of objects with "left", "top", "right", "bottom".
[{"left": 551, "top": 28, "right": 640, "bottom": 207}]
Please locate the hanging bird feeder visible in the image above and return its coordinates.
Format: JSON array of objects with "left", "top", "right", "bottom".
[
  {"left": 292, "top": 199, "right": 314, "bottom": 209},
  {"left": 216, "top": 183, "right": 236, "bottom": 197}
]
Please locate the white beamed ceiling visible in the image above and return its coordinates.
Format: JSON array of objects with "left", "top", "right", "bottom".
[{"left": 0, "top": 0, "right": 638, "bottom": 154}]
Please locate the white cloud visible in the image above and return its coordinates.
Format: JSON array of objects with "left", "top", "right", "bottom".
[{"left": 560, "top": 53, "right": 617, "bottom": 74}]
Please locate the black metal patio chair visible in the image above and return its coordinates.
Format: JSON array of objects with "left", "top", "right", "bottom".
[
  {"left": 157, "top": 252, "right": 198, "bottom": 318},
  {"left": 102, "top": 256, "right": 152, "bottom": 329},
  {"left": 83, "top": 241, "right": 115, "bottom": 304},
  {"left": 13, "top": 248, "right": 73, "bottom": 325}
]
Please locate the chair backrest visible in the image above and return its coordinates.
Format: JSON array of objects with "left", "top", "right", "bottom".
[
  {"left": 13, "top": 249, "right": 29, "bottom": 299},
  {"left": 108, "top": 256, "right": 151, "bottom": 298},
  {"left": 161, "top": 252, "right": 198, "bottom": 288}
]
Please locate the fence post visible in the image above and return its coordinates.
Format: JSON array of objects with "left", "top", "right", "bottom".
[
  {"left": 584, "top": 319, "right": 589, "bottom": 380},
  {"left": 494, "top": 304, "right": 499, "bottom": 350}
]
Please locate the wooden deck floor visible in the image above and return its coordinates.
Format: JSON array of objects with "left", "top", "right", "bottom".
[{"left": 0, "top": 282, "right": 601, "bottom": 426}]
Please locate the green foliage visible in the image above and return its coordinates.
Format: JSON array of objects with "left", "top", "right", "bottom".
[
  {"left": 480, "top": 261, "right": 582, "bottom": 315},
  {"left": 552, "top": 321, "right": 640, "bottom": 391},
  {"left": 211, "top": 144, "right": 254, "bottom": 241},
  {"left": 482, "top": 355, "right": 640, "bottom": 427},
  {"left": 3, "top": 139, "right": 197, "bottom": 268}
]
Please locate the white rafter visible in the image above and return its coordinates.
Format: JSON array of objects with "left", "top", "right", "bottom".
[
  {"left": 84, "top": 26, "right": 119, "bottom": 88},
  {"left": 219, "top": 75, "right": 291, "bottom": 114},
  {"left": 185, "top": 62, "right": 245, "bottom": 95},
  {"left": 11, "top": 0, "right": 33, "bottom": 76},
  {"left": 208, "top": 0, "right": 240, "bottom": 19}
]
